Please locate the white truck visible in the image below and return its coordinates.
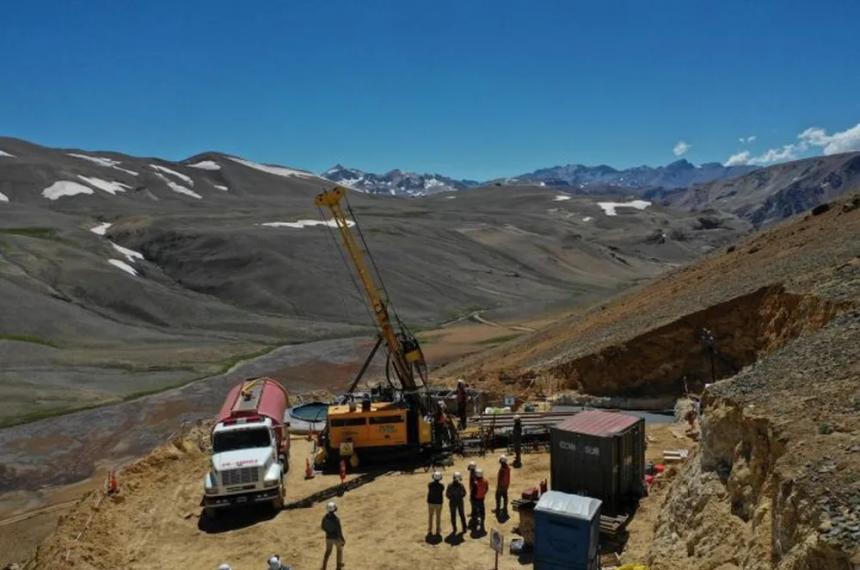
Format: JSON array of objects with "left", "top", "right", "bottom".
[{"left": 203, "top": 378, "right": 291, "bottom": 518}]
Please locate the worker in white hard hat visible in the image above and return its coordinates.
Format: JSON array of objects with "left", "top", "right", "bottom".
[
  {"left": 267, "top": 554, "right": 292, "bottom": 570},
  {"left": 467, "top": 461, "right": 478, "bottom": 529},
  {"left": 321, "top": 501, "right": 345, "bottom": 570},
  {"left": 496, "top": 455, "right": 511, "bottom": 515},
  {"left": 473, "top": 467, "right": 489, "bottom": 534},
  {"left": 446, "top": 471, "right": 467, "bottom": 534},
  {"left": 456, "top": 379, "right": 468, "bottom": 428},
  {"left": 427, "top": 470, "right": 444, "bottom": 536},
  {"left": 217, "top": 564, "right": 232, "bottom": 570}
]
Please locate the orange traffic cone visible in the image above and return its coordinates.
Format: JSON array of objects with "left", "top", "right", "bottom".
[{"left": 305, "top": 457, "right": 315, "bottom": 479}]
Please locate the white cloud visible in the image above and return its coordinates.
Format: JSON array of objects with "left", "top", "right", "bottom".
[
  {"left": 673, "top": 141, "right": 691, "bottom": 157},
  {"left": 798, "top": 123, "right": 860, "bottom": 155},
  {"left": 725, "top": 151, "right": 751, "bottom": 166},
  {"left": 738, "top": 135, "right": 757, "bottom": 144}
]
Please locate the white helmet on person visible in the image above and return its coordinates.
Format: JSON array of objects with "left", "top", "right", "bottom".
[
  {"left": 218, "top": 565, "right": 232, "bottom": 570},
  {"left": 475, "top": 467, "right": 484, "bottom": 477},
  {"left": 453, "top": 471, "right": 463, "bottom": 481},
  {"left": 326, "top": 501, "right": 337, "bottom": 513},
  {"left": 467, "top": 461, "right": 476, "bottom": 470},
  {"left": 267, "top": 555, "right": 282, "bottom": 570},
  {"left": 432, "top": 471, "right": 443, "bottom": 481},
  {"left": 500, "top": 455, "right": 508, "bottom": 464},
  {"left": 513, "top": 414, "right": 521, "bottom": 420},
  {"left": 458, "top": 378, "right": 465, "bottom": 384}
]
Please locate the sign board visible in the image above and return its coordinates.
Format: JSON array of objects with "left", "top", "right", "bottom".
[
  {"left": 503, "top": 395, "right": 515, "bottom": 407},
  {"left": 490, "top": 528, "right": 504, "bottom": 553}
]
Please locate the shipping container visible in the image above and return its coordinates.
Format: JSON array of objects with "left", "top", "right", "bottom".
[
  {"left": 550, "top": 410, "right": 645, "bottom": 512},
  {"left": 534, "top": 490, "right": 601, "bottom": 570}
]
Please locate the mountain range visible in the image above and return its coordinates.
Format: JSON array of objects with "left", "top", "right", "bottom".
[{"left": 321, "top": 159, "right": 757, "bottom": 196}]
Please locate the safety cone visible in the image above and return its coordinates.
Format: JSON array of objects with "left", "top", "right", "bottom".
[{"left": 305, "top": 457, "right": 315, "bottom": 479}]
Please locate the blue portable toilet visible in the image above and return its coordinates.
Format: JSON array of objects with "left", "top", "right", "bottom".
[{"left": 534, "top": 490, "right": 601, "bottom": 570}]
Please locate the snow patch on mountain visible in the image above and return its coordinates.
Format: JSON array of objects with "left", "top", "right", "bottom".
[
  {"left": 553, "top": 194, "right": 571, "bottom": 201},
  {"left": 107, "top": 259, "right": 138, "bottom": 276},
  {"left": 188, "top": 160, "right": 221, "bottom": 171},
  {"left": 90, "top": 222, "right": 112, "bottom": 236},
  {"left": 111, "top": 242, "right": 144, "bottom": 262},
  {"left": 0, "top": 192, "right": 9, "bottom": 202},
  {"left": 260, "top": 219, "right": 355, "bottom": 229},
  {"left": 150, "top": 164, "right": 194, "bottom": 186},
  {"left": 213, "top": 184, "right": 229, "bottom": 191},
  {"left": 42, "top": 181, "right": 95, "bottom": 200},
  {"left": 77, "top": 175, "right": 130, "bottom": 196},
  {"left": 228, "top": 157, "right": 316, "bottom": 179},
  {"left": 153, "top": 172, "right": 202, "bottom": 199},
  {"left": 0, "top": 150, "right": 14, "bottom": 158},
  {"left": 68, "top": 153, "right": 138, "bottom": 176},
  {"left": 597, "top": 200, "right": 651, "bottom": 216}
]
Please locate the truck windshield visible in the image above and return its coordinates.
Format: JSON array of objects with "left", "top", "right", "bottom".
[{"left": 212, "top": 428, "right": 271, "bottom": 453}]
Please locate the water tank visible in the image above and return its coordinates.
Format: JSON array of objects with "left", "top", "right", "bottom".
[{"left": 534, "top": 490, "right": 601, "bottom": 570}]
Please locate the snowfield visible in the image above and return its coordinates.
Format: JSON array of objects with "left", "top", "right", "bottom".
[
  {"left": 0, "top": 150, "right": 15, "bottom": 158},
  {"left": 111, "top": 242, "right": 144, "bottom": 263},
  {"left": 553, "top": 194, "right": 571, "bottom": 201},
  {"left": 153, "top": 173, "right": 202, "bottom": 199},
  {"left": 0, "top": 192, "right": 8, "bottom": 202},
  {"left": 67, "top": 153, "right": 138, "bottom": 176},
  {"left": 596, "top": 200, "right": 651, "bottom": 216},
  {"left": 77, "top": 175, "right": 130, "bottom": 195},
  {"left": 42, "top": 181, "right": 95, "bottom": 200},
  {"left": 150, "top": 164, "right": 194, "bottom": 186},
  {"left": 228, "top": 157, "right": 316, "bottom": 179},
  {"left": 260, "top": 219, "right": 355, "bottom": 229},
  {"left": 107, "top": 259, "right": 138, "bottom": 276},
  {"left": 90, "top": 222, "right": 112, "bottom": 236},
  {"left": 188, "top": 160, "right": 221, "bottom": 171}
]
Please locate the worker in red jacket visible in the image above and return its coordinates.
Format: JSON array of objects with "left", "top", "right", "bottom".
[
  {"left": 473, "top": 467, "right": 489, "bottom": 533},
  {"left": 495, "top": 455, "right": 511, "bottom": 515}
]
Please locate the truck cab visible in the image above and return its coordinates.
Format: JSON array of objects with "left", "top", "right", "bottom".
[{"left": 203, "top": 378, "right": 290, "bottom": 517}]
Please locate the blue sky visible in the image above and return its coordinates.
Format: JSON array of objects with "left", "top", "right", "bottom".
[{"left": 1, "top": 0, "right": 859, "bottom": 180}]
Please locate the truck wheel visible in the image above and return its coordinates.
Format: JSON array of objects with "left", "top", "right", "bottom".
[
  {"left": 280, "top": 454, "right": 290, "bottom": 474},
  {"left": 272, "top": 483, "right": 285, "bottom": 511}
]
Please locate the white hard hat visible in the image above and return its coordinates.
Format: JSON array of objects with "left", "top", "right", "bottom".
[
  {"left": 514, "top": 414, "right": 521, "bottom": 420},
  {"left": 453, "top": 471, "right": 463, "bottom": 481},
  {"left": 475, "top": 467, "right": 483, "bottom": 477},
  {"left": 458, "top": 378, "right": 465, "bottom": 384},
  {"left": 438, "top": 401, "right": 446, "bottom": 409},
  {"left": 218, "top": 565, "right": 232, "bottom": 570},
  {"left": 432, "top": 471, "right": 442, "bottom": 481},
  {"left": 268, "top": 555, "right": 281, "bottom": 570},
  {"left": 500, "top": 455, "right": 508, "bottom": 464},
  {"left": 468, "top": 461, "right": 476, "bottom": 469},
  {"left": 326, "top": 501, "right": 337, "bottom": 513}
]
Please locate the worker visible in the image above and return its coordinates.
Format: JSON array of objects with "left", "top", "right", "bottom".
[
  {"left": 512, "top": 414, "right": 523, "bottom": 468},
  {"left": 496, "top": 455, "right": 511, "bottom": 514},
  {"left": 473, "top": 467, "right": 489, "bottom": 533},
  {"left": 267, "top": 554, "right": 292, "bottom": 570},
  {"left": 456, "top": 379, "right": 468, "bottom": 429},
  {"left": 321, "top": 501, "right": 345, "bottom": 570},
  {"left": 446, "top": 471, "right": 467, "bottom": 534},
  {"left": 467, "top": 461, "right": 477, "bottom": 528},
  {"left": 434, "top": 402, "right": 450, "bottom": 445},
  {"left": 427, "top": 471, "right": 444, "bottom": 535}
]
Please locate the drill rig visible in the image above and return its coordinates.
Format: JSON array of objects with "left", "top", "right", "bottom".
[{"left": 314, "top": 187, "right": 454, "bottom": 466}]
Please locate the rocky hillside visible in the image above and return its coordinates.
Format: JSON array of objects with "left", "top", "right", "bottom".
[
  {"left": 321, "top": 164, "right": 479, "bottom": 196},
  {"left": 648, "top": 151, "right": 860, "bottom": 226}
]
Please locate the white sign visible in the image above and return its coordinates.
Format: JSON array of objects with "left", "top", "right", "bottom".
[{"left": 490, "top": 528, "right": 504, "bottom": 553}]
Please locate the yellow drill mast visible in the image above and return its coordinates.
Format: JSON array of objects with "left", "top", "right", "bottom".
[{"left": 314, "top": 187, "right": 427, "bottom": 401}]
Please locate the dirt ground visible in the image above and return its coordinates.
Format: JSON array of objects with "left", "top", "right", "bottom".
[{"left": 28, "top": 422, "right": 690, "bottom": 570}]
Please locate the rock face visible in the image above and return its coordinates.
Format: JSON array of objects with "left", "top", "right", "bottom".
[
  {"left": 507, "top": 159, "right": 756, "bottom": 190},
  {"left": 648, "top": 152, "right": 860, "bottom": 226}
]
